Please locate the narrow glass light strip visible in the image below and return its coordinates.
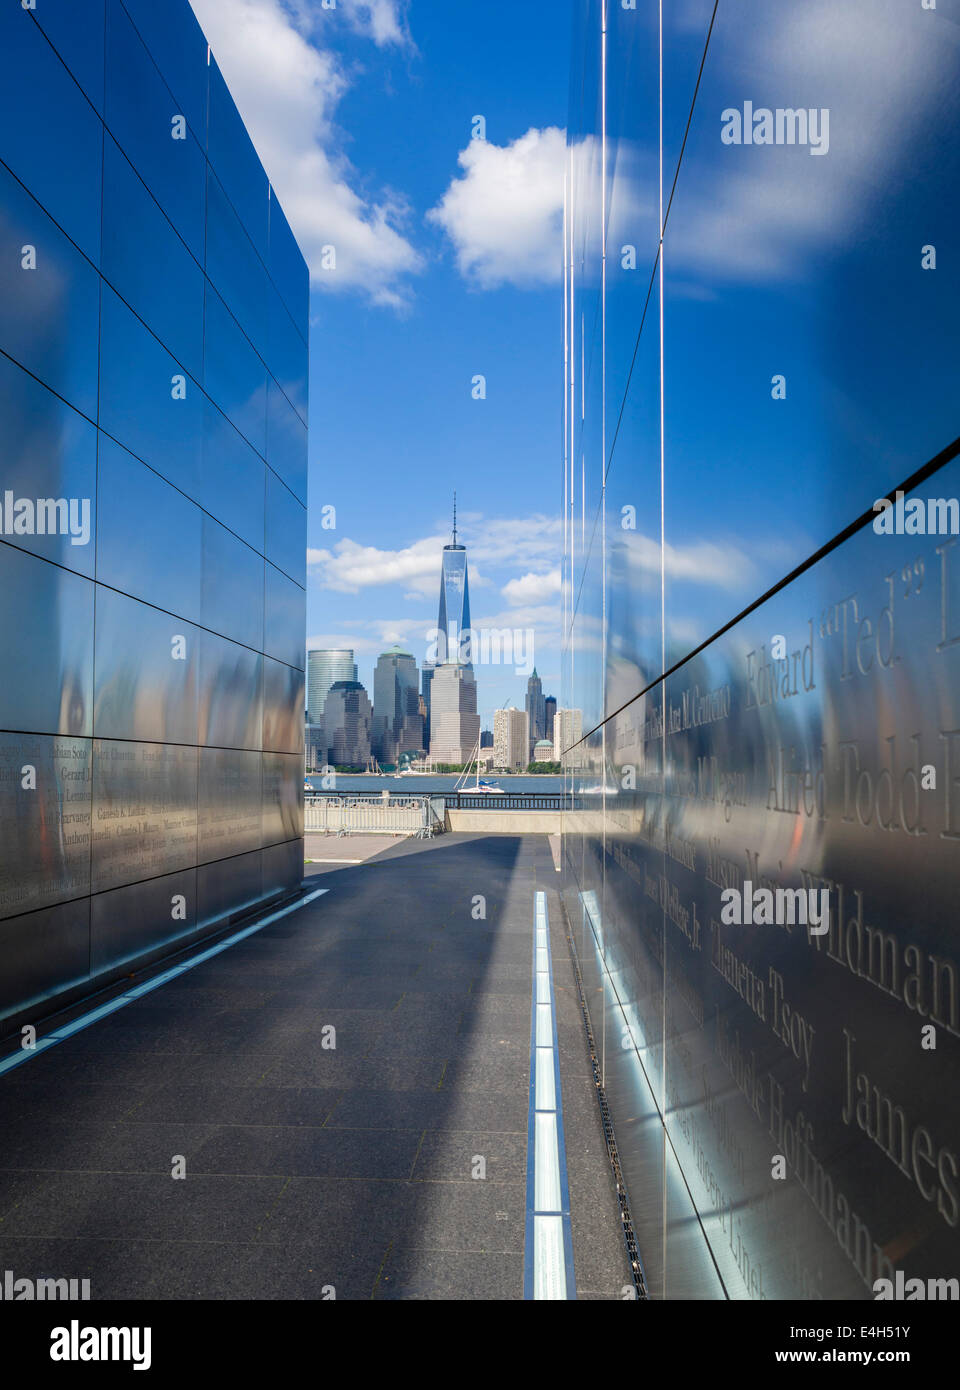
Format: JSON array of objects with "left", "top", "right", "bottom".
[
  {"left": 535, "top": 1111, "right": 563, "bottom": 1212},
  {"left": 526, "top": 891, "right": 574, "bottom": 1299},
  {"left": 535, "top": 1046, "right": 557, "bottom": 1111},
  {"left": 536, "top": 1003, "right": 553, "bottom": 1047},
  {"left": 533, "top": 1215, "right": 567, "bottom": 1301}
]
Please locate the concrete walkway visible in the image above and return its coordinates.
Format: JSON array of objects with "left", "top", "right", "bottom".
[{"left": 0, "top": 834, "right": 630, "bottom": 1300}]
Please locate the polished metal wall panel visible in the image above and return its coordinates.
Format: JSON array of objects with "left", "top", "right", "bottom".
[
  {"left": 0, "top": 0, "right": 307, "bottom": 1031},
  {"left": 96, "top": 434, "right": 202, "bottom": 622},
  {"left": 197, "top": 747, "right": 262, "bottom": 863},
  {"left": 0, "top": 544, "right": 94, "bottom": 737},
  {"left": 267, "top": 289, "right": 308, "bottom": 424},
  {"left": 261, "top": 837, "right": 304, "bottom": 901},
  {"left": 202, "top": 282, "right": 268, "bottom": 459},
  {"left": 563, "top": 0, "right": 960, "bottom": 1299},
  {"left": 101, "top": 133, "right": 204, "bottom": 381},
  {"left": 266, "top": 376, "right": 309, "bottom": 505},
  {"left": 200, "top": 513, "right": 264, "bottom": 653},
  {"left": 261, "top": 752, "right": 304, "bottom": 846},
  {"left": 90, "top": 866, "right": 198, "bottom": 974},
  {"left": 570, "top": 528, "right": 604, "bottom": 737},
  {"left": 104, "top": 0, "right": 205, "bottom": 261},
  {"left": 93, "top": 587, "right": 199, "bottom": 745},
  {"left": 0, "top": 353, "right": 97, "bottom": 578},
  {"left": 603, "top": 301, "right": 663, "bottom": 714},
  {"left": 0, "top": 733, "right": 92, "bottom": 920},
  {"left": 207, "top": 58, "right": 270, "bottom": 262},
  {"left": 0, "top": 159, "right": 100, "bottom": 419},
  {"left": 268, "top": 197, "right": 309, "bottom": 342},
  {"left": 205, "top": 169, "right": 268, "bottom": 362},
  {"left": 199, "top": 396, "right": 266, "bottom": 553},
  {"left": 99, "top": 285, "right": 203, "bottom": 500},
  {"left": 649, "top": 478, "right": 960, "bottom": 1298},
  {"left": 660, "top": 0, "right": 960, "bottom": 663},
  {"left": 265, "top": 466, "right": 307, "bottom": 586},
  {"left": 264, "top": 560, "right": 306, "bottom": 670},
  {"left": 90, "top": 739, "right": 198, "bottom": 894},
  {"left": 602, "top": 0, "right": 659, "bottom": 427},
  {"left": 263, "top": 657, "right": 305, "bottom": 756},
  {"left": 27, "top": 0, "right": 105, "bottom": 117},
  {"left": 197, "top": 849, "right": 263, "bottom": 929},
  {"left": 0, "top": 4, "right": 103, "bottom": 265},
  {"left": 118, "top": 0, "right": 207, "bottom": 142},
  {"left": 660, "top": 0, "right": 716, "bottom": 178},
  {"left": 198, "top": 628, "right": 262, "bottom": 752},
  {"left": 0, "top": 898, "right": 91, "bottom": 1020}
]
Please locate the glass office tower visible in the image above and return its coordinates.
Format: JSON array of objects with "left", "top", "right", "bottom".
[
  {"left": 562, "top": 2, "right": 960, "bottom": 1298},
  {"left": 307, "top": 648, "right": 356, "bottom": 725},
  {"left": 0, "top": 0, "right": 308, "bottom": 1032}
]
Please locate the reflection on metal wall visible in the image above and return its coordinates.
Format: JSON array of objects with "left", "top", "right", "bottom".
[
  {"left": 0, "top": 0, "right": 308, "bottom": 1032},
  {"left": 562, "top": 0, "right": 960, "bottom": 1299}
]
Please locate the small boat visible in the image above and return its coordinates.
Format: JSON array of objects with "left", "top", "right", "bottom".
[{"left": 454, "top": 738, "right": 506, "bottom": 794}]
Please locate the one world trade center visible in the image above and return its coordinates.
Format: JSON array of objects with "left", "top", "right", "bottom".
[{"left": 427, "top": 497, "right": 480, "bottom": 762}]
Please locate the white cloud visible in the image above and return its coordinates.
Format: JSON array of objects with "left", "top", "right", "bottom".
[
  {"left": 428, "top": 127, "right": 567, "bottom": 288},
  {"left": 472, "top": 602, "right": 561, "bottom": 633},
  {"left": 307, "top": 611, "right": 437, "bottom": 655},
  {"left": 341, "top": 0, "right": 412, "bottom": 48},
  {"left": 308, "top": 534, "right": 447, "bottom": 593},
  {"left": 189, "top": 0, "right": 421, "bottom": 308},
  {"left": 309, "top": 513, "right": 564, "bottom": 596},
  {"left": 306, "top": 630, "right": 379, "bottom": 654},
  {"left": 466, "top": 513, "right": 562, "bottom": 568},
  {"left": 502, "top": 569, "right": 562, "bottom": 606}
]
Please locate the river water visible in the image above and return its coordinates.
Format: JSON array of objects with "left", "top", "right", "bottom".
[{"left": 304, "top": 773, "right": 566, "bottom": 794}]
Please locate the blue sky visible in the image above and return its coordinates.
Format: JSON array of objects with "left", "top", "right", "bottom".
[{"left": 188, "top": 0, "right": 573, "bottom": 725}]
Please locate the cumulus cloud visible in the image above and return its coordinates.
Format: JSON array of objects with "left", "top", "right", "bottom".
[
  {"left": 466, "top": 513, "right": 562, "bottom": 567},
  {"left": 305, "top": 630, "right": 377, "bottom": 654},
  {"left": 189, "top": 0, "right": 421, "bottom": 308},
  {"left": 472, "top": 602, "right": 561, "bottom": 634},
  {"left": 428, "top": 127, "right": 567, "bottom": 288},
  {"left": 307, "top": 610, "right": 440, "bottom": 656},
  {"left": 502, "top": 569, "right": 562, "bottom": 606},
  {"left": 341, "top": 0, "right": 412, "bottom": 48},
  {"left": 307, "top": 534, "right": 447, "bottom": 594},
  {"left": 309, "top": 513, "right": 564, "bottom": 596}
]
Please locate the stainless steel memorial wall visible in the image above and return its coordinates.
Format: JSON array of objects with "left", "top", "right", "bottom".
[
  {"left": 0, "top": 0, "right": 307, "bottom": 1032},
  {"left": 561, "top": 0, "right": 960, "bottom": 1299}
]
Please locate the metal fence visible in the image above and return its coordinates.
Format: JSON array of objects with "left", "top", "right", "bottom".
[
  {"left": 303, "top": 790, "right": 579, "bottom": 833},
  {"left": 444, "top": 793, "right": 576, "bottom": 810},
  {"left": 304, "top": 794, "right": 444, "bottom": 837}
]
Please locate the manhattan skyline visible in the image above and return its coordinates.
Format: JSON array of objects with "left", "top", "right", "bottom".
[{"left": 310, "top": 501, "right": 557, "bottom": 715}]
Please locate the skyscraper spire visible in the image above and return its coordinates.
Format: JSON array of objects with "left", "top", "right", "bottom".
[{"left": 452, "top": 491, "right": 457, "bottom": 545}]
